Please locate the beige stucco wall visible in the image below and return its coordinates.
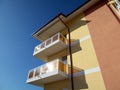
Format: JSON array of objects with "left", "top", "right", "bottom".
[
  {"left": 67, "top": 14, "right": 106, "bottom": 90},
  {"left": 44, "top": 13, "right": 106, "bottom": 90}
]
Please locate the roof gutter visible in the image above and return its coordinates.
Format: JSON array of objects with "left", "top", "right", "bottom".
[{"left": 58, "top": 15, "right": 74, "bottom": 90}]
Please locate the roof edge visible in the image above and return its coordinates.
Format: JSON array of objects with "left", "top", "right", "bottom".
[{"left": 32, "top": 0, "right": 98, "bottom": 36}]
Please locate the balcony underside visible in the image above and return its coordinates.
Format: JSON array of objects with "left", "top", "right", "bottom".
[
  {"left": 33, "top": 17, "right": 67, "bottom": 41},
  {"left": 27, "top": 71, "right": 67, "bottom": 87},
  {"left": 33, "top": 40, "right": 67, "bottom": 62}
]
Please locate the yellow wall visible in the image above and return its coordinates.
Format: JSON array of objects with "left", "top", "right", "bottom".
[{"left": 44, "top": 14, "right": 106, "bottom": 90}]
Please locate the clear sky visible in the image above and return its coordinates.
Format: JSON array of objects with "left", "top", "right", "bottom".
[{"left": 0, "top": 0, "right": 88, "bottom": 90}]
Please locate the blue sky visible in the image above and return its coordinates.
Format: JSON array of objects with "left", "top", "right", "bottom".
[{"left": 0, "top": 0, "right": 88, "bottom": 90}]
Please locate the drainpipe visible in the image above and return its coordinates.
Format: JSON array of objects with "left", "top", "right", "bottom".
[{"left": 58, "top": 15, "right": 74, "bottom": 90}]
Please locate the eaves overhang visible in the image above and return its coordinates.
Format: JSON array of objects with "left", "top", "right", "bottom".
[{"left": 32, "top": 0, "right": 100, "bottom": 41}]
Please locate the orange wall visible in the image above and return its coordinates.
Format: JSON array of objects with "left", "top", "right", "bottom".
[{"left": 85, "top": 1, "right": 120, "bottom": 90}]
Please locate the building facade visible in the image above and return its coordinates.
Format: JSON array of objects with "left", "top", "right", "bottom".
[{"left": 26, "top": 0, "right": 120, "bottom": 90}]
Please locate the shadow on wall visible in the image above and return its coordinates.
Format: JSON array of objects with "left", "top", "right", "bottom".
[
  {"left": 44, "top": 66, "right": 88, "bottom": 90},
  {"left": 47, "top": 38, "right": 82, "bottom": 61},
  {"left": 45, "top": 40, "right": 88, "bottom": 90},
  {"left": 70, "top": 19, "right": 91, "bottom": 33},
  {"left": 84, "top": 0, "right": 107, "bottom": 17},
  {"left": 74, "top": 74, "right": 88, "bottom": 90},
  {"left": 68, "top": 66, "right": 88, "bottom": 90},
  {"left": 66, "top": 37, "right": 88, "bottom": 89}
]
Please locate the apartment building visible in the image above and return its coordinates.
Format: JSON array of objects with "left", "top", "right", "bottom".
[{"left": 26, "top": 0, "right": 120, "bottom": 90}]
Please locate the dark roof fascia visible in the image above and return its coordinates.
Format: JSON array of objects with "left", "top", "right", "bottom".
[
  {"left": 32, "top": 13, "right": 65, "bottom": 36},
  {"left": 32, "top": 0, "right": 90, "bottom": 36},
  {"left": 65, "top": 0, "right": 90, "bottom": 17}
]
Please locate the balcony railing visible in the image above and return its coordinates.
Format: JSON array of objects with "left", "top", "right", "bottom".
[
  {"left": 115, "top": 0, "right": 120, "bottom": 13},
  {"left": 26, "top": 59, "right": 67, "bottom": 87},
  {"left": 109, "top": 0, "right": 120, "bottom": 13},
  {"left": 33, "top": 33, "right": 68, "bottom": 61}
]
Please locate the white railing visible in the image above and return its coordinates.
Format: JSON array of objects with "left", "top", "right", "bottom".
[
  {"left": 27, "top": 59, "right": 67, "bottom": 80},
  {"left": 115, "top": 0, "right": 120, "bottom": 13},
  {"left": 33, "top": 33, "right": 67, "bottom": 54}
]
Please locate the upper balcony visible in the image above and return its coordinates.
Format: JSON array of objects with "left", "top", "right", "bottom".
[
  {"left": 115, "top": 0, "right": 120, "bottom": 13},
  {"left": 26, "top": 59, "right": 67, "bottom": 87},
  {"left": 32, "top": 15, "right": 67, "bottom": 41},
  {"left": 108, "top": 0, "right": 120, "bottom": 14},
  {"left": 33, "top": 33, "right": 68, "bottom": 61}
]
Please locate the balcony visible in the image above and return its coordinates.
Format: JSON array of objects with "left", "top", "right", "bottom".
[
  {"left": 33, "top": 33, "right": 68, "bottom": 61},
  {"left": 115, "top": 0, "right": 120, "bottom": 13},
  {"left": 109, "top": 0, "right": 120, "bottom": 13},
  {"left": 26, "top": 59, "right": 67, "bottom": 87},
  {"left": 32, "top": 15, "right": 67, "bottom": 41}
]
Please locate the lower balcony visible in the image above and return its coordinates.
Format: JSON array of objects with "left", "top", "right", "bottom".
[
  {"left": 26, "top": 59, "right": 67, "bottom": 87},
  {"left": 33, "top": 33, "right": 68, "bottom": 62}
]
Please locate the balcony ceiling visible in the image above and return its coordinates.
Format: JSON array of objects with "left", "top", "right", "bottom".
[{"left": 33, "top": 16, "right": 67, "bottom": 42}]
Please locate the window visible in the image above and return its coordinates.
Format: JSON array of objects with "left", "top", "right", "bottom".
[{"left": 62, "top": 56, "right": 67, "bottom": 64}]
